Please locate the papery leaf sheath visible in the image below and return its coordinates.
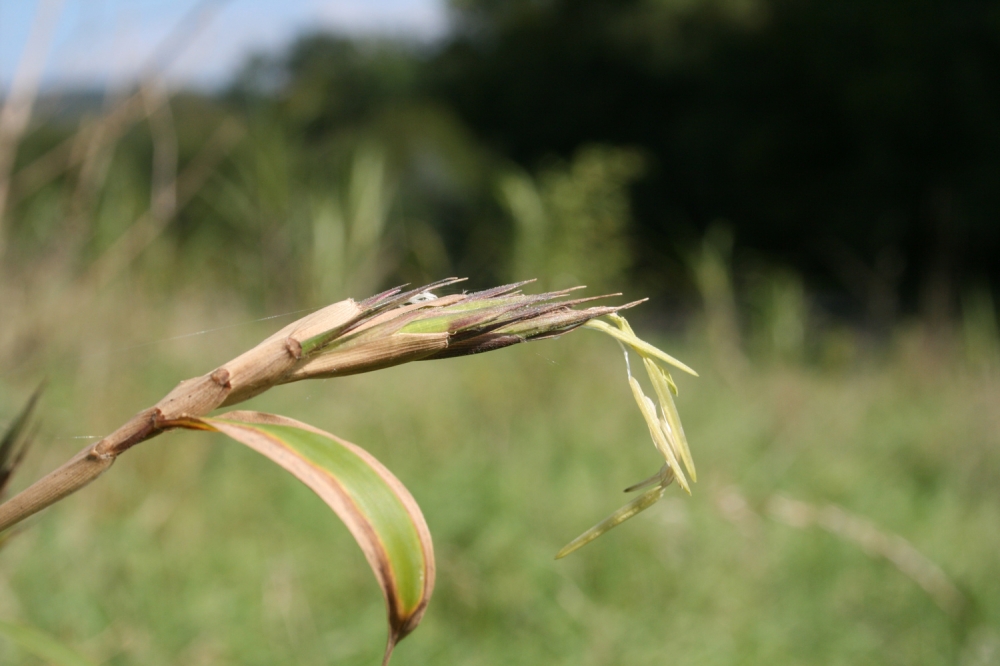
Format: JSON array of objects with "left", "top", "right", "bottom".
[{"left": 164, "top": 411, "right": 434, "bottom": 665}]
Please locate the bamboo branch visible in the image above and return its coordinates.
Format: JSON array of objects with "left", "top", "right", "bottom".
[
  {"left": 0, "top": 279, "right": 644, "bottom": 537},
  {"left": 0, "top": 297, "right": 362, "bottom": 533}
]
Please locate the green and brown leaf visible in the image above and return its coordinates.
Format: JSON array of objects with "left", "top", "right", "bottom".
[{"left": 161, "top": 411, "right": 434, "bottom": 665}]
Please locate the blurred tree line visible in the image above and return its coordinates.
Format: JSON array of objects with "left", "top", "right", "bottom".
[
  {"left": 431, "top": 0, "right": 1000, "bottom": 324},
  {"left": 8, "top": 0, "right": 1000, "bottom": 329}
]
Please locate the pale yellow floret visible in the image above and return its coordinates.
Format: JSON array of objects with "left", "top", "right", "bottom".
[
  {"left": 643, "top": 358, "right": 696, "bottom": 482},
  {"left": 557, "top": 313, "right": 698, "bottom": 557},
  {"left": 628, "top": 376, "right": 690, "bottom": 494}
]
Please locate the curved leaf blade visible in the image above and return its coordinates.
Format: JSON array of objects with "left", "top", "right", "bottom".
[{"left": 165, "top": 411, "right": 434, "bottom": 665}]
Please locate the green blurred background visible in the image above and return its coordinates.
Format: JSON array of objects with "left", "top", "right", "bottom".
[{"left": 1, "top": 0, "right": 999, "bottom": 663}]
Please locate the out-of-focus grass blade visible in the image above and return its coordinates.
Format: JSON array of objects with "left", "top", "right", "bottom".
[
  {"left": 0, "top": 385, "right": 42, "bottom": 498},
  {"left": 0, "top": 386, "right": 43, "bottom": 549},
  {"left": 165, "top": 411, "right": 434, "bottom": 666},
  {"left": 0, "top": 620, "right": 97, "bottom": 666}
]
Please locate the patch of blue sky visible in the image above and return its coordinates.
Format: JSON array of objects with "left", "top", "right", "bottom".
[{"left": 0, "top": 0, "right": 447, "bottom": 92}]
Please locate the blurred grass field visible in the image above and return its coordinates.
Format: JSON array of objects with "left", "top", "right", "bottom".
[
  {"left": 2, "top": 24, "right": 1000, "bottom": 660},
  {"left": 1, "top": 281, "right": 998, "bottom": 665}
]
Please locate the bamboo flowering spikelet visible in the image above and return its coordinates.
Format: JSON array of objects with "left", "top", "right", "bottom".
[{"left": 0, "top": 279, "right": 649, "bottom": 533}]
